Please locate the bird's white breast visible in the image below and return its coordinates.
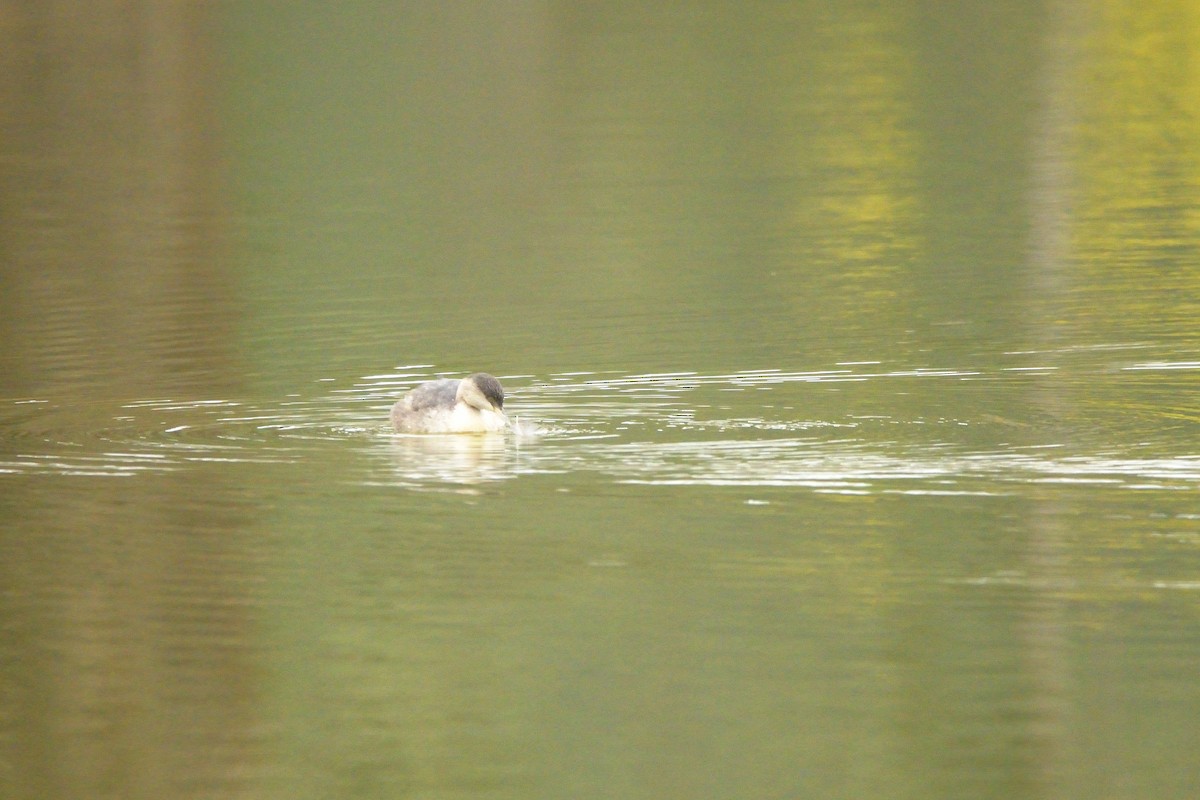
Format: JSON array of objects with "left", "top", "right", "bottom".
[{"left": 440, "top": 403, "right": 507, "bottom": 433}]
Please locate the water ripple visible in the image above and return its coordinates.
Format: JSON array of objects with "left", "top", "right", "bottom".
[{"left": 1, "top": 365, "right": 1196, "bottom": 492}]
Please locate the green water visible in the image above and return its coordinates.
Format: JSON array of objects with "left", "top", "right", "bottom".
[{"left": 2, "top": 3, "right": 1199, "bottom": 799}]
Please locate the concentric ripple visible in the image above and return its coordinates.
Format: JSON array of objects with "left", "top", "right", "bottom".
[{"left": 2, "top": 361, "right": 1197, "bottom": 492}]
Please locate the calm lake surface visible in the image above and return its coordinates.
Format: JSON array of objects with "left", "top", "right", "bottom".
[{"left": 2, "top": 3, "right": 1199, "bottom": 798}]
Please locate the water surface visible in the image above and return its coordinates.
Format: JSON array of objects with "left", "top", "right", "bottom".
[{"left": 2, "top": 3, "right": 1199, "bottom": 799}]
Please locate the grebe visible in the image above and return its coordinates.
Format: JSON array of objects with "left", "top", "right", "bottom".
[{"left": 390, "top": 373, "right": 508, "bottom": 434}]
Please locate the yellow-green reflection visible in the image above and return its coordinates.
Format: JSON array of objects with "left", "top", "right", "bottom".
[{"left": 1068, "top": 0, "right": 1200, "bottom": 338}]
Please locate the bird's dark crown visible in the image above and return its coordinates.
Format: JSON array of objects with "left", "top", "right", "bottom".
[{"left": 468, "top": 373, "right": 504, "bottom": 409}]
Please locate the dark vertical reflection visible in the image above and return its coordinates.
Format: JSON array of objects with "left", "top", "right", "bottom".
[
  {"left": 0, "top": 484, "right": 265, "bottom": 800},
  {"left": 0, "top": 1, "right": 234, "bottom": 399},
  {"left": 0, "top": 4, "right": 262, "bottom": 799},
  {"left": 1023, "top": 1, "right": 1090, "bottom": 794},
  {"left": 907, "top": 1, "right": 1047, "bottom": 356},
  {"left": 874, "top": 3, "right": 1049, "bottom": 797}
]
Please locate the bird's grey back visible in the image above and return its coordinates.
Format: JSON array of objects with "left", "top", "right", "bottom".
[{"left": 404, "top": 378, "right": 460, "bottom": 411}]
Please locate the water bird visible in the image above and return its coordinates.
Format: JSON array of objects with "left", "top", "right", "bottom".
[{"left": 390, "top": 373, "right": 508, "bottom": 434}]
